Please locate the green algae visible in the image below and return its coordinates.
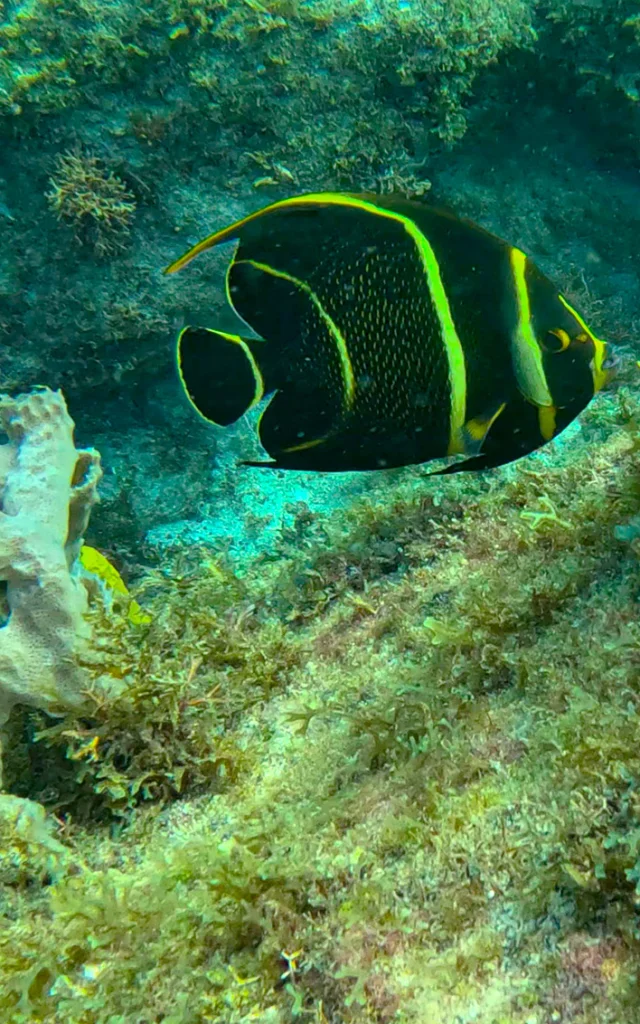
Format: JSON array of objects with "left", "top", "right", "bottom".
[
  {"left": 0, "top": 0, "right": 537, "bottom": 148},
  {"left": 2, "top": 0, "right": 638, "bottom": 154},
  {"left": 47, "top": 152, "right": 136, "bottom": 255},
  {"left": 2, "top": 388, "right": 640, "bottom": 1021}
]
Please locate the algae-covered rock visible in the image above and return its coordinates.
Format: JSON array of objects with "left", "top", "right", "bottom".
[
  {"left": 0, "top": 794, "right": 67, "bottom": 887},
  {"left": 2, "top": 397, "right": 640, "bottom": 1021}
]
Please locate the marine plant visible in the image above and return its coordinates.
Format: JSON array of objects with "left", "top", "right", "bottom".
[
  {"left": 46, "top": 153, "right": 136, "bottom": 255},
  {"left": 2, "top": 386, "right": 640, "bottom": 1021},
  {"left": 9, "top": 553, "right": 302, "bottom": 817}
]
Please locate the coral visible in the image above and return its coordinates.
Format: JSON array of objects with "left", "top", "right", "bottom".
[
  {"left": 0, "top": 389, "right": 101, "bottom": 774},
  {"left": 46, "top": 153, "right": 136, "bottom": 255}
]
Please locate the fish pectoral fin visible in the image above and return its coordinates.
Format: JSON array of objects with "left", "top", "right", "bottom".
[
  {"left": 239, "top": 436, "right": 328, "bottom": 468},
  {"left": 436, "top": 401, "right": 508, "bottom": 474},
  {"left": 457, "top": 401, "right": 507, "bottom": 455},
  {"left": 280, "top": 436, "right": 328, "bottom": 454},
  {"left": 537, "top": 404, "right": 557, "bottom": 441},
  {"left": 177, "top": 326, "right": 265, "bottom": 426}
]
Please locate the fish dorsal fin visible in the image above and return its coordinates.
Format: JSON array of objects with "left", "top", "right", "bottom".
[
  {"left": 163, "top": 192, "right": 470, "bottom": 276},
  {"left": 164, "top": 194, "right": 350, "bottom": 275}
]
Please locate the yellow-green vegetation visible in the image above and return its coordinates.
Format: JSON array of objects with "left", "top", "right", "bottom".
[
  {"left": 0, "top": 0, "right": 538, "bottom": 170},
  {"left": 3, "top": 386, "right": 640, "bottom": 1021},
  {"left": 2, "top": 0, "right": 637, "bottom": 163},
  {"left": 7, "top": 556, "right": 300, "bottom": 817},
  {"left": 46, "top": 152, "right": 136, "bottom": 255},
  {"left": 543, "top": 0, "right": 640, "bottom": 106}
]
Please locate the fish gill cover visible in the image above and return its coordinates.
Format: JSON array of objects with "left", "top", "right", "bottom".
[{"left": 1, "top": 0, "right": 640, "bottom": 1022}]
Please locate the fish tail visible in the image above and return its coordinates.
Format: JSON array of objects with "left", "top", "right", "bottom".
[{"left": 177, "top": 326, "right": 265, "bottom": 426}]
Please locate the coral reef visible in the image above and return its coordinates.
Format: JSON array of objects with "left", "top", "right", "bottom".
[
  {"left": 0, "top": 0, "right": 537, "bottom": 139},
  {"left": 0, "top": 0, "right": 639, "bottom": 553},
  {"left": 0, "top": 389, "right": 101, "bottom": 770}
]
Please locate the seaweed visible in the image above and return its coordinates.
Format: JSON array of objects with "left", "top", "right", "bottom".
[
  {"left": 2, "top": 390, "right": 640, "bottom": 1020},
  {"left": 47, "top": 152, "right": 136, "bottom": 255}
]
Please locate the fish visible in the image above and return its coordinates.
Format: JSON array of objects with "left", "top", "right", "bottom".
[
  {"left": 163, "top": 192, "right": 612, "bottom": 473},
  {"left": 79, "top": 545, "right": 151, "bottom": 625}
]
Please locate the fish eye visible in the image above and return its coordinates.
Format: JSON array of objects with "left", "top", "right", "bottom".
[{"left": 543, "top": 328, "right": 571, "bottom": 353}]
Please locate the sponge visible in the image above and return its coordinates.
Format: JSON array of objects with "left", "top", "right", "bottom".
[{"left": 0, "top": 388, "right": 102, "bottom": 739}]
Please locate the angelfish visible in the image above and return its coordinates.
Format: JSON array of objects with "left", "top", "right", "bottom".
[{"left": 164, "top": 193, "right": 612, "bottom": 473}]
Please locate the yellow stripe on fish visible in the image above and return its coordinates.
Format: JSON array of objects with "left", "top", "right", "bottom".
[{"left": 241, "top": 258, "right": 356, "bottom": 412}]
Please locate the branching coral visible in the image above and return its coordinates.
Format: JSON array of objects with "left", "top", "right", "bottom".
[
  {"left": 46, "top": 153, "right": 136, "bottom": 255},
  {"left": 0, "top": 388, "right": 102, "bottom": 778}
]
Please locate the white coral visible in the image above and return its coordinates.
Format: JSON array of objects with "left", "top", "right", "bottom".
[{"left": 0, "top": 388, "right": 102, "bottom": 730}]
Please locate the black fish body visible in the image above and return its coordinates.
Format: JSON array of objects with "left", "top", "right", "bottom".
[{"left": 164, "top": 193, "right": 611, "bottom": 473}]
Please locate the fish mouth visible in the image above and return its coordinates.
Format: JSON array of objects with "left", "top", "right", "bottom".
[
  {"left": 602, "top": 349, "right": 621, "bottom": 374},
  {"left": 596, "top": 346, "right": 640, "bottom": 390},
  {"left": 592, "top": 343, "right": 620, "bottom": 390}
]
